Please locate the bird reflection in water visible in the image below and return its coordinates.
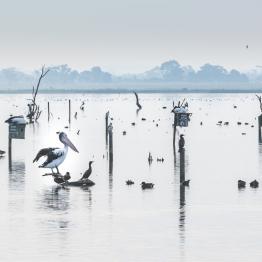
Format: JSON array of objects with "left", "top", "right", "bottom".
[
  {"left": 41, "top": 186, "right": 71, "bottom": 212},
  {"left": 81, "top": 187, "right": 93, "bottom": 209}
]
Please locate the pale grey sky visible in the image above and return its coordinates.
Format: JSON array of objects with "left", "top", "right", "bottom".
[{"left": 0, "top": 0, "right": 261, "bottom": 73}]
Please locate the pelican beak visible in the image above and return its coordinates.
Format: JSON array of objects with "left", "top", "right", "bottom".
[{"left": 64, "top": 136, "right": 79, "bottom": 153}]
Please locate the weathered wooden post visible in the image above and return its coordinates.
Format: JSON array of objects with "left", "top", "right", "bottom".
[
  {"left": 179, "top": 147, "right": 185, "bottom": 183},
  {"left": 258, "top": 114, "right": 262, "bottom": 143},
  {"left": 105, "top": 111, "right": 109, "bottom": 144},
  {"left": 48, "top": 102, "right": 50, "bottom": 121},
  {"left": 69, "top": 99, "right": 71, "bottom": 124},
  {"left": 5, "top": 116, "right": 26, "bottom": 172},
  {"left": 108, "top": 122, "right": 113, "bottom": 174},
  {"left": 256, "top": 95, "right": 262, "bottom": 143}
]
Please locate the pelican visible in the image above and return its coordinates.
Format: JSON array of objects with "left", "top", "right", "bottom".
[{"left": 33, "top": 132, "right": 79, "bottom": 174}]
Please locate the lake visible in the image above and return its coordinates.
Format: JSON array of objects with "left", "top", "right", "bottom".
[{"left": 0, "top": 92, "right": 262, "bottom": 261}]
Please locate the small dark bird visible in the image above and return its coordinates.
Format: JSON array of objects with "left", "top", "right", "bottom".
[
  {"left": 224, "top": 122, "right": 229, "bottom": 125},
  {"left": 250, "top": 180, "right": 259, "bottom": 188},
  {"left": 64, "top": 172, "right": 71, "bottom": 181},
  {"left": 80, "top": 161, "right": 94, "bottom": 180},
  {"left": 244, "top": 122, "right": 249, "bottom": 125},
  {"left": 182, "top": 180, "right": 190, "bottom": 186},
  {"left": 251, "top": 125, "right": 254, "bottom": 128},
  {"left": 53, "top": 174, "right": 66, "bottom": 185},
  {"left": 131, "top": 122, "right": 136, "bottom": 126},
  {"left": 126, "top": 180, "right": 134, "bottom": 185},
  {"left": 162, "top": 106, "right": 167, "bottom": 109},
  {"left": 80, "top": 102, "right": 85, "bottom": 111},
  {"left": 179, "top": 134, "right": 185, "bottom": 152},
  {"left": 0, "top": 150, "right": 5, "bottom": 157},
  {"left": 238, "top": 180, "right": 246, "bottom": 188},
  {"left": 200, "top": 121, "right": 203, "bottom": 125},
  {"left": 242, "top": 133, "right": 246, "bottom": 135},
  {"left": 123, "top": 131, "right": 127, "bottom": 135},
  {"left": 77, "top": 130, "right": 80, "bottom": 135},
  {"left": 234, "top": 105, "right": 237, "bottom": 108},
  {"left": 141, "top": 118, "right": 146, "bottom": 121},
  {"left": 141, "top": 182, "right": 154, "bottom": 189},
  {"left": 246, "top": 45, "right": 248, "bottom": 49},
  {"left": 64, "top": 126, "right": 69, "bottom": 129},
  {"left": 237, "top": 122, "right": 242, "bottom": 125}
]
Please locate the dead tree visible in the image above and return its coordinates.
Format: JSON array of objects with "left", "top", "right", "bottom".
[
  {"left": 134, "top": 92, "right": 142, "bottom": 110},
  {"left": 27, "top": 66, "right": 49, "bottom": 123}
]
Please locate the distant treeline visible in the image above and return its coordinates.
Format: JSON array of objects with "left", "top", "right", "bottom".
[{"left": 0, "top": 60, "right": 261, "bottom": 91}]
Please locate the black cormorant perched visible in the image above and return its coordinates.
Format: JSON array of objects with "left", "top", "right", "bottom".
[
  {"left": 179, "top": 134, "right": 185, "bottom": 152},
  {"left": 80, "top": 161, "right": 94, "bottom": 180}
]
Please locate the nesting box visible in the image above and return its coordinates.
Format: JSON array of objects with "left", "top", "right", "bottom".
[
  {"left": 9, "top": 123, "right": 26, "bottom": 139},
  {"left": 5, "top": 116, "right": 26, "bottom": 139},
  {"left": 176, "top": 113, "right": 191, "bottom": 127}
]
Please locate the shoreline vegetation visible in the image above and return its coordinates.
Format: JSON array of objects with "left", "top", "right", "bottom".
[{"left": 1, "top": 83, "right": 262, "bottom": 94}]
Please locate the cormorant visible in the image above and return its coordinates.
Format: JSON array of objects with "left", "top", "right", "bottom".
[
  {"left": 80, "top": 161, "right": 94, "bottom": 180},
  {"left": 179, "top": 134, "right": 185, "bottom": 152}
]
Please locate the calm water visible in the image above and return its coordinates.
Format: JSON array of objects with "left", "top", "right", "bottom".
[{"left": 0, "top": 92, "right": 262, "bottom": 261}]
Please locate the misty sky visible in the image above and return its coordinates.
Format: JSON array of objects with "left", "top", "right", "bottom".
[{"left": 0, "top": 0, "right": 261, "bottom": 74}]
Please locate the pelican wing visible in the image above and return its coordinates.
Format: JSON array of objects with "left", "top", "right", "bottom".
[
  {"left": 33, "top": 147, "right": 58, "bottom": 163},
  {"left": 41, "top": 148, "right": 64, "bottom": 167}
]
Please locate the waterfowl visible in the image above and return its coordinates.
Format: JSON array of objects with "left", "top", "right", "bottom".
[
  {"left": 33, "top": 132, "right": 79, "bottom": 174},
  {"left": 141, "top": 182, "right": 154, "bottom": 189}
]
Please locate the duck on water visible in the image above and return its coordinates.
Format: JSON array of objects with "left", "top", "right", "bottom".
[{"left": 33, "top": 132, "right": 79, "bottom": 174}]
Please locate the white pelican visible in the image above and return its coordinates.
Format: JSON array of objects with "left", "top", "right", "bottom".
[{"left": 33, "top": 132, "right": 79, "bottom": 174}]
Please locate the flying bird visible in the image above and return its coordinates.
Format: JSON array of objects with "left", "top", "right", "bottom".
[{"left": 33, "top": 132, "right": 79, "bottom": 174}]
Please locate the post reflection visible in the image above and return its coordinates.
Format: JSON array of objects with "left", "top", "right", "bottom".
[{"left": 8, "top": 160, "right": 25, "bottom": 190}]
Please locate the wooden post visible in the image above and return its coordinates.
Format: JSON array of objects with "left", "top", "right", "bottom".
[
  {"left": 180, "top": 148, "right": 185, "bottom": 183},
  {"left": 48, "top": 102, "right": 50, "bottom": 121},
  {"left": 105, "top": 111, "right": 109, "bottom": 145},
  {"left": 8, "top": 136, "right": 12, "bottom": 172},
  {"left": 108, "top": 123, "right": 113, "bottom": 174},
  {"left": 258, "top": 114, "right": 262, "bottom": 143},
  {"left": 173, "top": 113, "right": 177, "bottom": 149},
  {"left": 69, "top": 99, "right": 71, "bottom": 124}
]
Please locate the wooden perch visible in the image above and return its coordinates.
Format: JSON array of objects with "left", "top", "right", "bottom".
[{"left": 134, "top": 92, "right": 142, "bottom": 110}]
